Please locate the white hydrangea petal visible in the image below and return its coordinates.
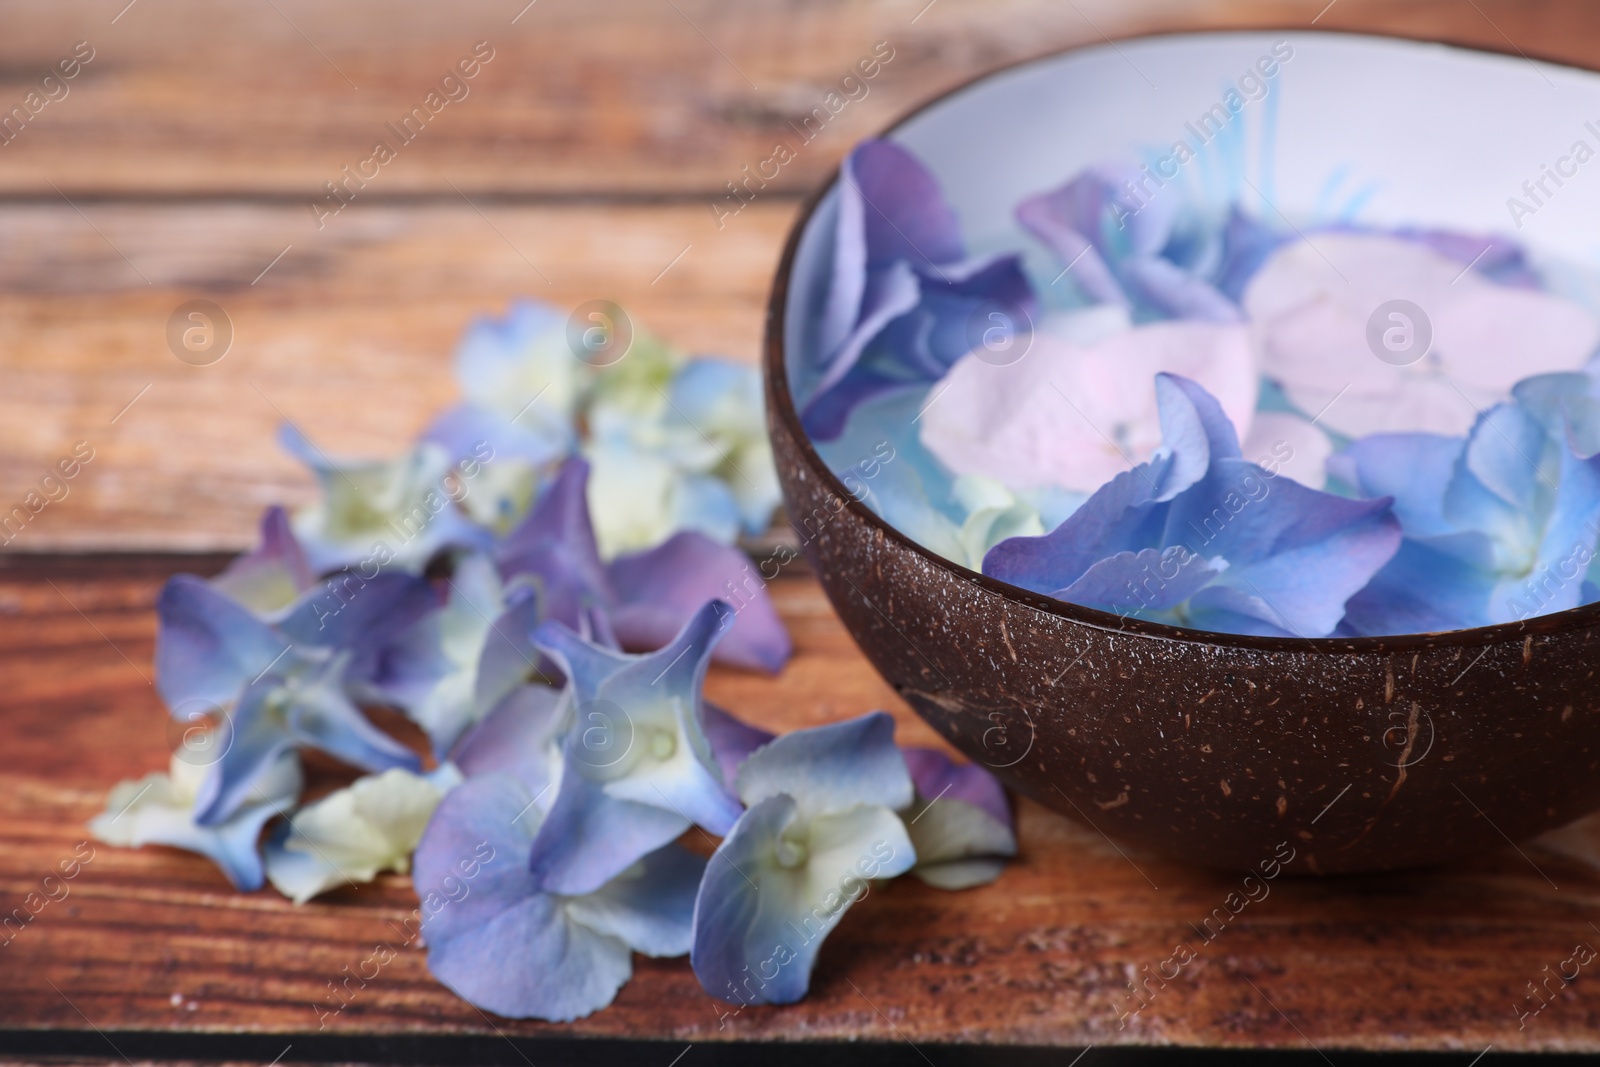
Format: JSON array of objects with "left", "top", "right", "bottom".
[
  {"left": 90, "top": 753, "right": 301, "bottom": 890},
  {"left": 265, "top": 768, "right": 449, "bottom": 904},
  {"left": 904, "top": 797, "right": 1016, "bottom": 890}
]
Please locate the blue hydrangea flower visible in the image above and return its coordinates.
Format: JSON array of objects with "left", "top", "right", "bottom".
[
  {"left": 984, "top": 374, "right": 1402, "bottom": 637},
  {"left": 527, "top": 601, "right": 744, "bottom": 895},
  {"left": 453, "top": 298, "right": 585, "bottom": 450},
  {"left": 499, "top": 457, "right": 791, "bottom": 673},
  {"left": 586, "top": 357, "right": 779, "bottom": 558},
  {"left": 691, "top": 711, "right": 916, "bottom": 1006},
  {"left": 279, "top": 425, "right": 491, "bottom": 574},
  {"left": 350, "top": 552, "right": 543, "bottom": 756},
  {"left": 155, "top": 561, "right": 437, "bottom": 825},
  {"left": 413, "top": 772, "right": 705, "bottom": 1021},
  {"left": 1334, "top": 376, "right": 1600, "bottom": 633},
  {"left": 801, "top": 139, "right": 1036, "bottom": 441},
  {"left": 421, "top": 402, "right": 564, "bottom": 535},
  {"left": 90, "top": 750, "right": 301, "bottom": 890},
  {"left": 698, "top": 708, "right": 1016, "bottom": 891}
]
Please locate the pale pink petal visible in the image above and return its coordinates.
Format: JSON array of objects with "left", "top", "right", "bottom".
[
  {"left": 1434, "top": 285, "right": 1600, "bottom": 391},
  {"left": 1247, "top": 233, "right": 1600, "bottom": 435},
  {"left": 1283, "top": 376, "right": 1498, "bottom": 439},
  {"left": 1240, "top": 411, "right": 1332, "bottom": 490},
  {"left": 919, "top": 322, "right": 1257, "bottom": 493}
]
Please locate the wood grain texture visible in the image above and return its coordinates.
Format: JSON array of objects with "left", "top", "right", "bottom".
[
  {"left": 7, "top": 0, "right": 1600, "bottom": 552},
  {"left": 0, "top": 0, "right": 1594, "bottom": 198},
  {"left": 0, "top": 200, "right": 795, "bottom": 551},
  {"left": 5, "top": 555, "right": 1600, "bottom": 1054}
]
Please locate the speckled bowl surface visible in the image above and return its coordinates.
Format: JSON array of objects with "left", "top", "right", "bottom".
[{"left": 764, "top": 31, "right": 1600, "bottom": 873}]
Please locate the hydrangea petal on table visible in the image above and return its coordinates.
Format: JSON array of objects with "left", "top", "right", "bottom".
[
  {"left": 498, "top": 456, "right": 791, "bottom": 673},
  {"left": 698, "top": 705, "right": 1017, "bottom": 890},
  {"left": 349, "top": 551, "right": 544, "bottom": 756},
  {"left": 279, "top": 425, "right": 492, "bottom": 575},
  {"left": 432, "top": 297, "right": 782, "bottom": 556},
  {"left": 691, "top": 711, "right": 916, "bottom": 1005},
  {"left": 154, "top": 536, "right": 438, "bottom": 824},
  {"left": 449, "top": 683, "right": 568, "bottom": 798},
  {"left": 901, "top": 746, "right": 1017, "bottom": 890},
  {"left": 1334, "top": 375, "right": 1600, "bottom": 634},
  {"left": 984, "top": 373, "right": 1402, "bottom": 637},
  {"left": 800, "top": 139, "right": 1036, "bottom": 440},
  {"left": 264, "top": 765, "right": 460, "bottom": 904},
  {"left": 527, "top": 600, "right": 744, "bottom": 895},
  {"left": 413, "top": 771, "right": 704, "bottom": 1021},
  {"left": 90, "top": 750, "right": 302, "bottom": 891},
  {"left": 1243, "top": 232, "right": 1600, "bottom": 437},
  {"left": 587, "top": 355, "right": 780, "bottom": 559}
]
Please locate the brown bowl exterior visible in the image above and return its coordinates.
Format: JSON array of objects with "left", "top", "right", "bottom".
[{"left": 761, "top": 72, "right": 1600, "bottom": 873}]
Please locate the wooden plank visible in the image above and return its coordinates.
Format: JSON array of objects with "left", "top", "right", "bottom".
[
  {"left": 1, "top": 0, "right": 1597, "bottom": 198},
  {"left": 4, "top": 555, "right": 1600, "bottom": 1053},
  {"left": 0, "top": 200, "right": 795, "bottom": 552}
]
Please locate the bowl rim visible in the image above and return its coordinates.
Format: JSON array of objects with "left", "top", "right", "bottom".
[{"left": 763, "top": 26, "right": 1600, "bottom": 656}]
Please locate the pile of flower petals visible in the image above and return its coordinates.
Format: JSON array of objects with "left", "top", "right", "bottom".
[{"left": 93, "top": 300, "right": 1017, "bottom": 1021}]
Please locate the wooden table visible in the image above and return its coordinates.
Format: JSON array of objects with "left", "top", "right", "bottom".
[{"left": 7, "top": 1, "right": 1600, "bottom": 1061}]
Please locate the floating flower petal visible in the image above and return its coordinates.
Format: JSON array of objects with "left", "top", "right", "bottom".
[{"left": 985, "top": 374, "right": 1401, "bottom": 637}]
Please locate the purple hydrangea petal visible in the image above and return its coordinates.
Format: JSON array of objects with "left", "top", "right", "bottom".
[
  {"left": 423, "top": 401, "right": 565, "bottom": 466},
  {"left": 1214, "top": 208, "right": 1293, "bottom": 302},
  {"left": 498, "top": 457, "right": 616, "bottom": 627},
  {"left": 210, "top": 506, "right": 314, "bottom": 618},
  {"left": 155, "top": 574, "right": 291, "bottom": 711},
  {"left": 278, "top": 572, "right": 440, "bottom": 650},
  {"left": 412, "top": 774, "right": 633, "bottom": 1022},
  {"left": 1121, "top": 256, "right": 1240, "bottom": 323},
  {"left": 803, "top": 254, "right": 1035, "bottom": 442},
  {"left": 736, "top": 711, "right": 912, "bottom": 816},
  {"left": 528, "top": 602, "right": 743, "bottom": 890},
  {"left": 1460, "top": 403, "right": 1549, "bottom": 513},
  {"left": 1055, "top": 546, "right": 1225, "bottom": 615},
  {"left": 987, "top": 375, "right": 1401, "bottom": 636},
  {"left": 704, "top": 703, "right": 775, "bottom": 786},
  {"left": 473, "top": 582, "right": 546, "bottom": 711},
  {"left": 901, "top": 746, "right": 1010, "bottom": 832},
  {"left": 525, "top": 768, "right": 689, "bottom": 896},
  {"left": 607, "top": 532, "right": 791, "bottom": 673},
  {"left": 1334, "top": 433, "right": 1465, "bottom": 540},
  {"left": 1015, "top": 164, "right": 1141, "bottom": 304},
  {"left": 449, "top": 684, "right": 567, "bottom": 795},
  {"left": 983, "top": 455, "right": 1175, "bottom": 596},
  {"left": 844, "top": 139, "right": 966, "bottom": 271},
  {"left": 196, "top": 663, "right": 421, "bottom": 827},
  {"left": 564, "top": 843, "right": 705, "bottom": 957},
  {"left": 1341, "top": 539, "right": 1498, "bottom": 634},
  {"left": 192, "top": 682, "right": 298, "bottom": 826}
]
